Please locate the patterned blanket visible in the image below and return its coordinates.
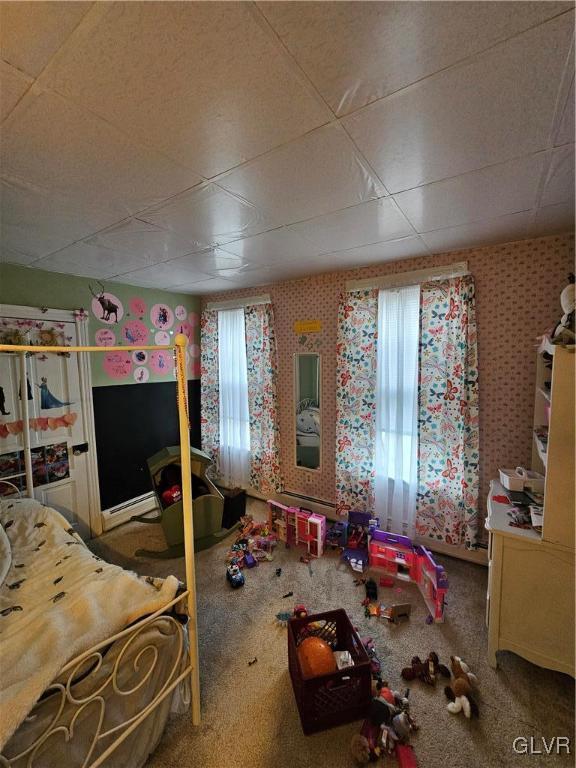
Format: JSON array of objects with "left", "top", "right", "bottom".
[{"left": 0, "top": 498, "right": 179, "bottom": 749}]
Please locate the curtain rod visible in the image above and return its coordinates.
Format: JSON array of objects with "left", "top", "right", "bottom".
[
  {"left": 346, "top": 262, "right": 469, "bottom": 292},
  {"left": 206, "top": 294, "right": 271, "bottom": 311}
]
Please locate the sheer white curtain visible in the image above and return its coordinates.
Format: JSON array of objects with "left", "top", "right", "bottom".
[
  {"left": 218, "top": 308, "right": 250, "bottom": 488},
  {"left": 374, "top": 285, "right": 420, "bottom": 536}
]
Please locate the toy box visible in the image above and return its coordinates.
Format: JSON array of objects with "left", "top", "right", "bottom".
[{"left": 288, "top": 609, "right": 372, "bottom": 734}]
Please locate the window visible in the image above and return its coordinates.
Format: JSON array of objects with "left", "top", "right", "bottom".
[
  {"left": 374, "top": 285, "right": 420, "bottom": 536},
  {"left": 218, "top": 308, "right": 250, "bottom": 488}
]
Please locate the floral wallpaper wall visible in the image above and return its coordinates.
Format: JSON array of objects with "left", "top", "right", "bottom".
[{"left": 202, "top": 234, "right": 575, "bottom": 509}]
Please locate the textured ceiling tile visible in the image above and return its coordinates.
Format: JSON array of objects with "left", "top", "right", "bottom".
[
  {"left": 420, "top": 211, "right": 533, "bottom": 253},
  {"left": 325, "top": 235, "right": 429, "bottom": 264},
  {"left": 259, "top": 1, "right": 572, "bottom": 115},
  {"left": 540, "top": 144, "right": 575, "bottom": 207},
  {"left": 139, "top": 184, "right": 278, "bottom": 247},
  {"left": 0, "top": 61, "right": 32, "bottom": 122},
  {"left": 289, "top": 197, "right": 413, "bottom": 252},
  {"left": 38, "top": 1, "right": 329, "bottom": 177},
  {"left": 0, "top": 245, "right": 36, "bottom": 267},
  {"left": 32, "top": 241, "right": 154, "bottom": 280},
  {"left": 1, "top": 90, "right": 202, "bottom": 218},
  {"left": 394, "top": 154, "right": 545, "bottom": 233},
  {"left": 0, "top": 1, "right": 91, "bottom": 77},
  {"left": 168, "top": 277, "right": 239, "bottom": 294},
  {"left": 221, "top": 228, "right": 318, "bottom": 265},
  {"left": 555, "top": 78, "right": 575, "bottom": 147},
  {"left": 342, "top": 12, "right": 574, "bottom": 192},
  {"left": 531, "top": 202, "right": 575, "bottom": 237},
  {"left": 0, "top": 175, "right": 119, "bottom": 259},
  {"left": 218, "top": 123, "right": 385, "bottom": 224},
  {"left": 86, "top": 218, "right": 199, "bottom": 261}
]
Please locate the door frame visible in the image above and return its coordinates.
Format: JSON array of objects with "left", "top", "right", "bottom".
[{"left": 0, "top": 303, "right": 102, "bottom": 535}]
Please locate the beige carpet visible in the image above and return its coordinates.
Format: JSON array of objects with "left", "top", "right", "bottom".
[{"left": 90, "top": 499, "right": 574, "bottom": 768}]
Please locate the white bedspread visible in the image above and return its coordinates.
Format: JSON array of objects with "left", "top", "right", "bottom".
[{"left": 0, "top": 498, "right": 179, "bottom": 750}]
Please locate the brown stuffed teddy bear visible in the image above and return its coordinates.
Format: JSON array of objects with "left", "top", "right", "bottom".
[
  {"left": 444, "top": 655, "right": 479, "bottom": 718},
  {"left": 401, "top": 652, "right": 450, "bottom": 685}
]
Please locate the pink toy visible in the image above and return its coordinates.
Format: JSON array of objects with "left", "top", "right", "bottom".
[
  {"left": 369, "top": 531, "right": 448, "bottom": 623},
  {"left": 267, "top": 500, "right": 326, "bottom": 558}
]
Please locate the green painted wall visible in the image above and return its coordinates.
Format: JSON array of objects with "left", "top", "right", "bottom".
[{"left": 0, "top": 263, "right": 200, "bottom": 387}]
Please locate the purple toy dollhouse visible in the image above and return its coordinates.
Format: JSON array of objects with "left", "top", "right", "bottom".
[{"left": 368, "top": 531, "right": 448, "bottom": 622}]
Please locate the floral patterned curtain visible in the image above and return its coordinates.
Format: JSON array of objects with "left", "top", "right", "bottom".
[
  {"left": 335, "top": 289, "right": 378, "bottom": 515},
  {"left": 200, "top": 309, "right": 220, "bottom": 469},
  {"left": 244, "top": 303, "right": 282, "bottom": 493},
  {"left": 415, "top": 275, "right": 480, "bottom": 548}
]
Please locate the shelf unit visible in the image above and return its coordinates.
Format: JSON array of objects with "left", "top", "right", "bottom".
[
  {"left": 485, "top": 342, "right": 574, "bottom": 677},
  {"left": 532, "top": 343, "right": 575, "bottom": 545}
]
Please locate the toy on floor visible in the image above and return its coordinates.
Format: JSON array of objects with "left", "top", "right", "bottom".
[
  {"left": 401, "top": 652, "right": 450, "bottom": 686},
  {"left": 226, "top": 560, "right": 245, "bottom": 588},
  {"left": 267, "top": 500, "right": 326, "bottom": 557},
  {"left": 351, "top": 684, "right": 418, "bottom": 765},
  {"left": 396, "top": 744, "right": 418, "bottom": 768},
  {"left": 341, "top": 512, "right": 379, "bottom": 572},
  {"left": 297, "top": 635, "right": 338, "bottom": 677},
  {"left": 444, "top": 656, "right": 479, "bottom": 718},
  {"left": 369, "top": 531, "right": 448, "bottom": 622},
  {"left": 381, "top": 603, "right": 412, "bottom": 624},
  {"left": 276, "top": 603, "right": 309, "bottom": 627},
  {"left": 350, "top": 719, "right": 382, "bottom": 765},
  {"left": 360, "top": 636, "right": 382, "bottom": 677}
]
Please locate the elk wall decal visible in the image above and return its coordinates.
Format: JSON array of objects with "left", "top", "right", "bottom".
[{"left": 89, "top": 281, "right": 119, "bottom": 323}]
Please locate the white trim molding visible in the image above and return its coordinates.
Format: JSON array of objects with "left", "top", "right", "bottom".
[
  {"left": 346, "top": 262, "right": 469, "bottom": 292},
  {"left": 206, "top": 294, "right": 271, "bottom": 311}
]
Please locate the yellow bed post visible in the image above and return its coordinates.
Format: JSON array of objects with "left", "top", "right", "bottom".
[{"left": 174, "top": 333, "right": 201, "bottom": 725}]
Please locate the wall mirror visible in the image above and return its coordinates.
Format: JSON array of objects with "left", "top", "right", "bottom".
[{"left": 294, "top": 353, "right": 321, "bottom": 470}]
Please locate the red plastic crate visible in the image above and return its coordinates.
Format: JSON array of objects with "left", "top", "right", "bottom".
[{"left": 287, "top": 609, "right": 372, "bottom": 734}]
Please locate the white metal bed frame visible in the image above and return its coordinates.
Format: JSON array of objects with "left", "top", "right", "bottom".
[{"left": 0, "top": 335, "right": 200, "bottom": 767}]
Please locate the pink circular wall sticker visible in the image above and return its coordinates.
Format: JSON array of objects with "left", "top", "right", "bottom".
[
  {"left": 133, "top": 366, "right": 150, "bottom": 383},
  {"left": 175, "top": 321, "right": 194, "bottom": 345},
  {"left": 189, "top": 343, "right": 200, "bottom": 358},
  {"left": 91, "top": 293, "right": 123, "bottom": 324},
  {"left": 95, "top": 328, "right": 116, "bottom": 346},
  {"left": 188, "top": 311, "right": 199, "bottom": 327},
  {"left": 122, "top": 319, "right": 149, "bottom": 346},
  {"left": 132, "top": 350, "right": 148, "bottom": 365},
  {"left": 150, "top": 350, "right": 172, "bottom": 375},
  {"left": 154, "top": 330, "right": 171, "bottom": 346},
  {"left": 175, "top": 305, "right": 187, "bottom": 321},
  {"left": 151, "top": 303, "right": 174, "bottom": 330},
  {"left": 103, "top": 351, "right": 132, "bottom": 379},
  {"left": 129, "top": 297, "right": 147, "bottom": 317}
]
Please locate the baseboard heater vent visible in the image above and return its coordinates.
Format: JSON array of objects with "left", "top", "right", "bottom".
[{"left": 282, "top": 491, "right": 336, "bottom": 508}]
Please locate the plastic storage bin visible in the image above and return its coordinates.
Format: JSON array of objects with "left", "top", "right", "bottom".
[
  {"left": 288, "top": 609, "right": 371, "bottom": 734},
  {"left": 499, "top": 467, "right": 545, "bottom": 493}
]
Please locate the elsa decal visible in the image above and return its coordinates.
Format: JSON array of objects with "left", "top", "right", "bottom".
[{"left": 37, "top": 377, "right": 73, "bottom": 410}]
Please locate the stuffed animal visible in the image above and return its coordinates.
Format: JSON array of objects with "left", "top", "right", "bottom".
[
  {"left": 401, "top": 652, "right": 450, "bottom": 685},
  {"left": 444, "top": 655, "right": 479, "bottom": 718},
  {"left": 552, "top": 273, "right": 575, "bottom": 344}
]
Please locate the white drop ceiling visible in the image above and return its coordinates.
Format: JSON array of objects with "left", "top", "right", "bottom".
[{"left": 0, "top": 1, "right": 574, "bottom": 294}]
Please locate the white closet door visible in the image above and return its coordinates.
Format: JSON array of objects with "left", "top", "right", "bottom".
[{"left": 0, "top": 313, "right": 93, "bottom": 538}]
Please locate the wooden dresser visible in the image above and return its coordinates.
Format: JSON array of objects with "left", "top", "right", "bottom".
[{"left": 485, "top": 345, "right": 575, "bottom": 677}]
